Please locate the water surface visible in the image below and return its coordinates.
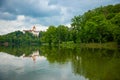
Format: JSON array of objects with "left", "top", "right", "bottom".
[{"left": 0, "top": 46, "right": 120, "bottom": 80}]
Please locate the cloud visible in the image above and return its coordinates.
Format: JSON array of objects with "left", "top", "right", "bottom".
[
  {"left": 17, "top": 15, "right": 25, "bottom": 21},
  {"left": 0, "top": 11, "right": 16, "bottom": 20},
  {"left": 0, "top": 0, "right": 60, "bottom": 18},
  {"left": 0, "top": 15, "right": 48, "bottom": 35},
  {"left": 0, "top": 0, "right": 120, "bottom": 35},
  {"left": 1, "top": 0, "right": 120, "bottom": 20}
]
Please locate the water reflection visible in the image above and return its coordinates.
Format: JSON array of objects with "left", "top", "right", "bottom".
[
  {"left": 0, "top": 46, "right": 120, "bottom": 80},
  {"left": 20, "top": 51, "right": 45, "bottom": 63},
  {"left": 40, "top": 46, "right": 120, "bottom": 80}
]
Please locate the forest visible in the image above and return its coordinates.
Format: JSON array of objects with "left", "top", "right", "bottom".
[
  {"left": 0, "top": 31, "right": 40, "bottom": 46},
  {"left": 0, "top": 4, "right": 120, "bottom": 46}
]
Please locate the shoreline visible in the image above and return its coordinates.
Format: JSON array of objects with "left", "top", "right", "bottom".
[{"left": 60, "top": 42, "right": 119, "bottom": 50}]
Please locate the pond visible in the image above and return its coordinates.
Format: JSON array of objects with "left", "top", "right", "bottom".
[{"left": 0, "top": 46, "right": 120, "bottom": 80}]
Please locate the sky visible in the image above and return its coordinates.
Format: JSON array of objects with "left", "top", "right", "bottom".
[{"left": 0, "top": 0, "right": 120, "bottom": 35}]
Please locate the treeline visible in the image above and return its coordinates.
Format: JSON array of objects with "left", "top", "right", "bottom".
[
  {"left": 40, "top": 4, "right": 120, "bottom": 45},
  {"left": 0, "top": 31, "right": 40, "bottom": 46},
  {"left": 0, "top": 4, "right": 120, "bottom": 46}
]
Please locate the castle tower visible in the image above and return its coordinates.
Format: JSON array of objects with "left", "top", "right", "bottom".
[
  {"left": 23, "top": 26, "right": 40, "bottom": 37},
  {"left": 32, "top": 26, "right": 36, "bottom": 31}
]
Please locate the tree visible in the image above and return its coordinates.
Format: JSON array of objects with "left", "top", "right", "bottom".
[
  {"left": 111, "top": 13, "right": 120, "bottom": 44},
  {"left": 44, "top": 25, "right": 57, "bottom": 45},
  {"left": 71, "top": 15, "right": 83, "bottom": 43},
  {"left": 57, "top": 25, "right": 69, "bottom": 44}
]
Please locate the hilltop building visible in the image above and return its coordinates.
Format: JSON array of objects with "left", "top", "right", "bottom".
[{"left": 23, "top": 26, "right": 40, "bottom": 36}]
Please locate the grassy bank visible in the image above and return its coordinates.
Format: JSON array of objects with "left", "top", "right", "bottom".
[
  {"left": 60, "top": 42, "right": 118, "bottom": 50},
  {"left": 80, "top": 42, "right": 118, "bottom": 50}
]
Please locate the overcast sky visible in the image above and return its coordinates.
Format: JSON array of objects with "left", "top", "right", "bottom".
[{"left": 0, "top": 0, "right": 120, "bottom": 35}]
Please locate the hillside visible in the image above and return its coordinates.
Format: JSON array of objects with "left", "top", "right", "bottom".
[
  {"left": 0, "top": 4, "right": 120, "bottom": 46},
  {"left": 0, "top": 31, "right": 40, "bottom": 46},
  {"left": 40, "top": 4, "right": 120, "bottom": 45}
]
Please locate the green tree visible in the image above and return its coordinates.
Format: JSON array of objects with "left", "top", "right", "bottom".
[
  {"left": 44, "top": 25, "right": 57, "bottom": 45},
  {"left": 57, "top": 25, "right": 69, "bottom": 44}
]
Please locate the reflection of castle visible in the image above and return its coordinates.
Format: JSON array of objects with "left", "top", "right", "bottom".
[
  {"left": 20, "top": 50, "right": 46, "bottom": 63},
  {"left": 23, "top": 26, "right": 40, "bottom": 36}
]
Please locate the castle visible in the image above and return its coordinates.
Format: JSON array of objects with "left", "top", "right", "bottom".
[{"left": 23, "top": 26, "right": 40, "bottom": 36}]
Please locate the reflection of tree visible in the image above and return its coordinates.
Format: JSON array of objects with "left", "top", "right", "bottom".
[
  {"left": 40, "top": 46, "right": 120, "bottom": 80},
  {"left": 40, "top": 46, "right": 72, "bottom": 64},
  {"left": 0, "top": 45, "right": 40, "bottom": 56},
  {"left": 71, "top": 48, "right": 120, "bottom": 80}
]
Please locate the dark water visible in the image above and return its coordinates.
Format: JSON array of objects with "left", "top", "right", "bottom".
[{"left": 0, "top": 46, "right": 120, "bottom": 80}]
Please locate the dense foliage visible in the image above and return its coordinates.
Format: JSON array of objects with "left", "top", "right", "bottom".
[
  {"left": 0, "top": 31, "right": 40, "bottom": 46},
  {"left": 71, "top": 4, "right": 120, "bottom": 44},
  {"left": 0, "top": 4, "right": 120, "bottom": 46},
  {"left": 41, "top": 4, "right": 120, "bottom": 45}
]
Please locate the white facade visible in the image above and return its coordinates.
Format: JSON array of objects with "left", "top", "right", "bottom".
[{"left": 23, "top": 26, "right": 40, "bottom": 37}]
